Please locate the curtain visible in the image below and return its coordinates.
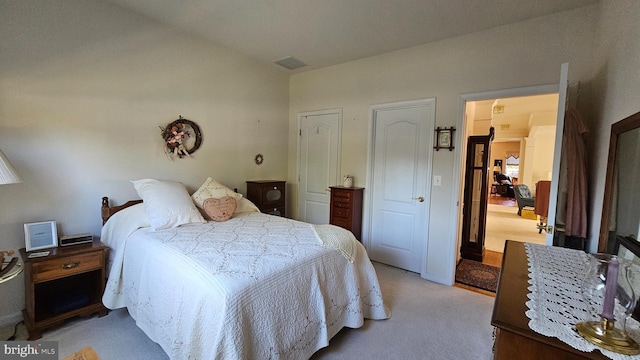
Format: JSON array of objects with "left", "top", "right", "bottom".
[{"left": 564, "top": 108, "right": 589, "bottom": 238}]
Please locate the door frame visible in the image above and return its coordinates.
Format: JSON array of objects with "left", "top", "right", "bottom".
[
  {"left": 296, "top": 108, "right": 342, "bottom": 220},
  {"left": 364, "top": 98, "right": 435, "bottom": 276},
  {"left": 453, "top": 84, "right": 559, "bottom": 269}
]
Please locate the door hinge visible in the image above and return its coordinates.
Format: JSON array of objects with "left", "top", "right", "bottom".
[
  {"left": 299, "top": 129, "right": 302, "bottom": 136},
  {"left": 546, "top": 225, "right": 553, "bottom": 234}
]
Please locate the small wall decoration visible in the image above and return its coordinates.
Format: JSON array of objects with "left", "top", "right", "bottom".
[
  {"left": 434, "top": 127, "right": 456, "bottom": 151},
  {"left": 254, "top": 153, "right": 264, "bottom": 165},
  {"left": 160, "top": 116, "right": 202, "bottom": 159}
]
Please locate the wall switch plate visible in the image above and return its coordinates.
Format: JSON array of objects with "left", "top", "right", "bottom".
[{"left": 433, "top": 175, "right": 442, "bottom": 186}]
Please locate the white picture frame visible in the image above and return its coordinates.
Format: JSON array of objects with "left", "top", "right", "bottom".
[{"left": 24, "top": 221, "right": 58, "bottom": 252}]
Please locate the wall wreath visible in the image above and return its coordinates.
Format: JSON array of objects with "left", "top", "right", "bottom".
[
  {"left": 254, "top": 154, "right": 264, "bottom": 165},
  {"left": 160, "top": 116, "right": 202, "bottom": 159}
]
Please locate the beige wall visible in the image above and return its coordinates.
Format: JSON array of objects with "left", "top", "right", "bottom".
[
  {"left": 0, "top": 0, "right": 289, "bottom": 321},
  {"left": 588, "top": 0, "right": 640, "bottom": 252},
  {"left": 289, "top": 6, "right": 598, "bottom": 284}
]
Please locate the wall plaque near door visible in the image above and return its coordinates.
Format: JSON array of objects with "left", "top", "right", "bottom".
[{"left": 434, "top": 126, "right": 456, "bottom": 151}]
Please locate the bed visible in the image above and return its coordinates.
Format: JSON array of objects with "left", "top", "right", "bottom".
[{"left": 100, "top": 178, "right": 390, "bottom": 359}]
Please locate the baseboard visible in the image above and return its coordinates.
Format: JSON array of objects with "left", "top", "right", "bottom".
[{"left": 0, "top": 311, "right": 23, "bottom": 328}]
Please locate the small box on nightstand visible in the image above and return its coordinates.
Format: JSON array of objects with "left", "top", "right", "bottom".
[{"left": 59, "top": 233, "right": 93, "bottom": 247}]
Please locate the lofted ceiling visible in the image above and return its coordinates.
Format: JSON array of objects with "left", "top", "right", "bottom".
[{"left": 106, "top": 0, "right": 599, "bottom": 73}]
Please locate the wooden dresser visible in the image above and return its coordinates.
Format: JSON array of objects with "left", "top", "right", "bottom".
[
  {"left": 246, "top": 180, "right": 286, "bottom": 217},
  {"left": 492, "top": 241, "right": 607, "bottom": 359},
  {"left": 329, "top": 186, "right": 364, "bottom": 240}
]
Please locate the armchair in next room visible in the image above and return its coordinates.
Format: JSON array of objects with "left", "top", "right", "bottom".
[{"left": 514, "top": 184, "right": 535, "bottom": 216}]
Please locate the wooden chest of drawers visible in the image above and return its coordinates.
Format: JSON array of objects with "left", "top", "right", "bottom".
[
  {"left": 246, "top": 180, "right": 286, "bottom": 217},
  {"left": 329, "top": 186, "right": 364, "bottom": 240}
]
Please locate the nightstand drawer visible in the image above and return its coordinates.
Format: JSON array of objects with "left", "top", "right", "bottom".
[{"left": 32, "top": 252, "right": 102, "bottom": 283}]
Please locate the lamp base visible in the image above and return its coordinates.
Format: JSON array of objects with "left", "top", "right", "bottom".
[{"left": 576, "top": 319, "right": 640, "bottom": 355}]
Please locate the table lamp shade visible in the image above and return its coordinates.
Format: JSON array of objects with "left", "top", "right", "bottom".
[{"left": 0, "top": 148, "right": 21, "bottom": 185}]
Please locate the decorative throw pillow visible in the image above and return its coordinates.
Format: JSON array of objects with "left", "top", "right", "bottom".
[
  {"left": 131, "top": 179, "right": 206, "bottom": 230},
  {"left": 192, "top": 178, "right": 242, "bottom": 209},
  {"left": 203, "top": 196, "right": 237, "bottom": 222}
]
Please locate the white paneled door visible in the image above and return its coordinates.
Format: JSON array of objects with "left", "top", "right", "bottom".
[
  {"left": 369, "top": 99, "right": 434, "bottom": 273},
  {"left": 297, "top": 110, "right": 341, "bottom": 224}
]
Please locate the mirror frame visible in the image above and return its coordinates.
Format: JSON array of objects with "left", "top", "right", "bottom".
[{"left": 598, "top": 111, "right": 640, "bottom": 253}]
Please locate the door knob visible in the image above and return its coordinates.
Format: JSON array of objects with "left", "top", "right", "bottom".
[{"left": 413, "top": 196, "right": 425, "bottom": 202}]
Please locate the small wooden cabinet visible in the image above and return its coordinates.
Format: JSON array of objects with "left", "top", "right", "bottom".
[
  {"left": 20, "top": 240, "right": 109, "bottom": 340},
  {"left": 329, "top": 186, "right": 364, "bottom": 240},
  {"left": 246, "top": 180, "right": 286, "bottom": 217}
]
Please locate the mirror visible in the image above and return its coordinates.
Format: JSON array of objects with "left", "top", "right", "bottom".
[{"left": 599, "top": 111, "right": 640, "bottom": 253}]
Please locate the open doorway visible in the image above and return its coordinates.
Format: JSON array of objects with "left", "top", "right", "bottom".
[{"left": 464, "top": 93, "right": 559, "bottom": 264}]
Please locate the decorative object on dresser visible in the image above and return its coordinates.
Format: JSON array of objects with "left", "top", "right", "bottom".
[
  {"left": 246, "top": 180, "right": 286, "bottom": 217},
  {"left": 576, "top": 253, "right": 639, "bottom": 354},
  {"left": 20, "top": 240, "right": 109, "bottom": 340},
  {"left": 329, "top": 186, "right": 364, "bottom": 240},
  {"left": 342, "top": 175, "right": 353, "bottom": 188}
]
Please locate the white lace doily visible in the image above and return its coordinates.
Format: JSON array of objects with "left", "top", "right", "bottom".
[{"left": 524, "top": 243, "right": 640, "bottom": 360}]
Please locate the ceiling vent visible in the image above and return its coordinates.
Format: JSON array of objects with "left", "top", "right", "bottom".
[{"left": 274, "top": 56, "right": 307, "bottom": 70}]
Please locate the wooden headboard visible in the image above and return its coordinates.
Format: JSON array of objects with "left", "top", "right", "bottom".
[{"left": 101, "top": 196, "right": 142, "bottom": 225}]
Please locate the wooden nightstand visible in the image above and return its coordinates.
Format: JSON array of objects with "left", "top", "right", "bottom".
[
  {"left": 246, "top": 180, "right": 286, "bottom": 217},
  {"left": 329, "top": 186, "right": 364, "bottom": 240},
  {"left": 19, "top": 240, "right": 109, "bottom": 340}
]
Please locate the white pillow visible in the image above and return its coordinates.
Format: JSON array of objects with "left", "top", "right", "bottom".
[
  {"left": 191, "top": 178, "right": 243, "bottom": 209},
  {"left": 131, "top": 179, "right": 205, "bottom": 230},
  {"left": 234, "top": 197, "right": 260, "bottom": 215}
]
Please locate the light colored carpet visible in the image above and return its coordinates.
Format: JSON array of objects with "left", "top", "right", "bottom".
[
  {"left": 485, "top": 203, "right": 545, "bottom": 252},
  {"left": 2, "top": 263, "right": 496, "bottom": 359}
]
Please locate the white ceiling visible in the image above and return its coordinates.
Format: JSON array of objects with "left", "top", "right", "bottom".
[
  {"left": 471, "top": 94, "right": 559, "bottom": 141},
  {"left": 106, "top": 0, "right": 598, "bottom": 73}
]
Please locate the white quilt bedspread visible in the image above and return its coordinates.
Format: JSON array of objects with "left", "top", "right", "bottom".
[{"left": 101, "top": 205, "right": 389, "bottom": 360}]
